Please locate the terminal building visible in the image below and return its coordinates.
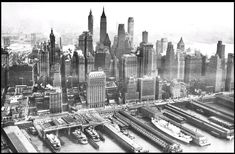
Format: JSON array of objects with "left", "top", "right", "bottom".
[{"left": 2, "top": 126, "right": 38, "bottom": 152}]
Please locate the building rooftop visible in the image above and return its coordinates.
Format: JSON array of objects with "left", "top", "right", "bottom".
[{"left": 3, "top": 126, "right": 38, "bottom": 152}]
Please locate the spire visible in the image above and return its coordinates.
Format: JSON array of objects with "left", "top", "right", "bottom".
[
  {"left": 89, "top": 9, "right": 92, "bottom": 16},
  {"left": 51, "top": 28, "right": 53, "bottom": 34},
  {"left": 178, "top": 37, "right": 184, "bottom": 45},
  {"left": 101, "top": 7, "right": 106, "bottom": 18}
]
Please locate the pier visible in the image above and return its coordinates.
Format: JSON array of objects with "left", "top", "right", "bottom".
[
  {"left": 115, "top": 111, "right": 182, "bottom": 153},
  {"left": 165, "top": 104, "right": 234, "bottom": 140}
]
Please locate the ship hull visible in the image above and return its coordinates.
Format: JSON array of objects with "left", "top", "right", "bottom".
[{"left": 151, "top": 119, "right": 192, "bottom": 144}]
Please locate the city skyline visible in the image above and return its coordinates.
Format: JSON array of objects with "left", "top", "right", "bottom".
[{"left": 2, "top": 2, "right": 234, "bottom": 57}]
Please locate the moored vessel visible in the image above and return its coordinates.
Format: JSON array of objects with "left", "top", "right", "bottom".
[
  {"left": 72, "top": 128, "right": 88, "bottom": 144},
  {"left": 151, "top": 117, "right": 193, "bottom": 144}
]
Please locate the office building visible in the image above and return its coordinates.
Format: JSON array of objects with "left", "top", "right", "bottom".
[
  {"left": 165, "top": 42, "right": 175, "bottom": 80},
  {"left": 39, "top": 43, "right": 50, "bottom": 77},
  {"left": 78, "top": 31, "right": 93, "bottom": 55},
  {"left": 116, "top": 24, "right": 127, "bottom": 59},
  {"left": 121, "top": 54, "right": 138, "bottom": 83},
  {"left": 161, "top": 38, "right": 168, "bottom": 55},
  {"left": 100, "top": 7, "right": 107, "bottom": 45},
  {"left": 206, "top": 55, "right": 223, "bottom": 92},
  {"left": 49, "top": 90, "right": 62, "bottom": 113},
  {"left": 139, "top": 76, "right": 155, "bottom": 101},
  {"left": 155, "top": 76, "right": 163, "bottom": 100},
  {"left": 184, "top": 54, "right": 202, "bottom": 83},
  {"left": 176, "top": 51, "right": 185, "bottom": 81},
  {"left": 216, "top": 41, "right": 226, "bottom": 91},
  {"left": 1, "top": 48, "right": 9, "bottom": 89},
  {"left": 49, "top": 29, "right": 56, "bottom": 66},
  {"left": 87, "top": 71, "right": 106, "bottom": 108},
  {"left": 125, "top": 77, "right": 139, "bottom": 103},
  {"left": 142, "top": 31, "right": 148, "bottom": 43},
  {"left": 88, "top": 9, "right": 93, "bottom": 35},
  {"left": 127, "top": 17, "right": 134, "bottom": 47},
  {"left": 225, "top": 53, "right": 234, "bottom": 91}
]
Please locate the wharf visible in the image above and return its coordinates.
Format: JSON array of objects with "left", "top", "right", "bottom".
[
  {"left": 165, "top": 104, "right": 234, "bottom": 140},
  {"left": 103, "top": 122, "right": 147, "bottom": 153},
  {"left": 115, "top": 111, "right": 182, "bottom": 153},
  {"left": 189, "top": 100, "right": 234, "bottom": 123}
]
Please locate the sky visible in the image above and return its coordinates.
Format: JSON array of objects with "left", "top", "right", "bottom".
[{"left": 1, "top": 2, "right": 234, "bottom": 56}]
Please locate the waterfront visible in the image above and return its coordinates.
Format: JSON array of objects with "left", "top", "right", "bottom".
[{"left": 29, "top": 121, "right": 234, "bottom": 153}]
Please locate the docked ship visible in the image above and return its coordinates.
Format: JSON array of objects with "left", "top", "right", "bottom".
[
  {"left": 45, "top": 133, "right": 61, "bottom": 152},
  {"left": 72, "top": 128, "right": 88, "bottom": 144},
  {"left": 151, "top": 117, "right": 193, "bottom": 144},
  {"left": 84, "top": 126, "right": 100, "bottom": 142}
]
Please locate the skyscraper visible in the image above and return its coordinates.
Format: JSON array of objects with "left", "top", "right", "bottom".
[
  {"left": 1, "top": 48, "right": 9, "bottom": 89},
  {"left": 142, "top": 44, "right": 156, "bottom": 76},
  {"left": 216, "top": 40, "right": 226, "bottom": 91},
  {"left": 177, "top": 37, "right": 185, "bottom": 51},
  {"left": 165, "top": 42, "right": 175, "bottom": 80},
  {"left": 49, "top": 90, "right": 62, "bottom": 113},
  {"left": 139, "top": 76, "right": 156, "bottom": 101},
  {"left": 49, "top": 28, "right": 55, "bottom": 66},
  {"left": 39, "top": 48, "right": 50, "bottom": 77},
  {"left": 142, "top": 31, "right": 148, "bottom": 43},
  {"left": 71, "top": 50, "right": 79, "bottom": 87},
  {"left": 176, "top": 52, "right": 185, "bottom": 81},
  {"left": 216, "top": 41, "right": 225, "bottom": 59},
  {"left": 116, "top": 24, "right": 126, "bottom": 59},
  {"left": 125, "top": 77, "right": 139, "bottom": 103},
  {"left": 207, "top": 55, "right": 223, "bottom": 92},
  {"left": 121, "top": 54, "right": 138, "bottom": 86},
  {"left": 87, "top": 71, "right": 106, "bottom": 108},
  {"left": 128, "top": 17, "right": 134, "bottom": 47},
  {"left": 161, "top": 38, "right": 168, "bottom": 55},
  {"left": 100, "top": 7, "right": 107, "bottom": 45},
  {"left": 88, "top": 9, "right": 93, "bottom": 35},
  {"left": 184, "top": 54, "right": 202, "bottom": 83},
  {"left": 225, "top": 53, "right": 234, "bottom": 91},
  {"left": 78, "top": 31, "right": 94, "bottom": 56}
]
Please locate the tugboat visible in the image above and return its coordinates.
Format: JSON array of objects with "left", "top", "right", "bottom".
[
  {"left": 84, "top": 126, "right": 100, "bottom": 142},
  {"left": 72, "top": 128, "right": 88, "bottom": 144},
  {"left": 45, "top": 133, "right": 61, "bottom": 152},
  {"left": 151, "top": 117, "right": 193, "bottom": 143}
]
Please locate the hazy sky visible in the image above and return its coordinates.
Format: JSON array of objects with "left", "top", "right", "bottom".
[{"left": 2, "top": 2, "right": 234, "bottom": 55}]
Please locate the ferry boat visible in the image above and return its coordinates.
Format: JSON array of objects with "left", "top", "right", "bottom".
[
  {"left": 84, "top": 126, "right": 100, "bottom": 142},
  {"left": 151, "top": 117, "right": 193, "bottom": 143},
  {"left": 72, "top": 128, "right": 88, "bottom": 144},
  {"left": 45, "top": 133, "right": 61, "bottom": 152}
]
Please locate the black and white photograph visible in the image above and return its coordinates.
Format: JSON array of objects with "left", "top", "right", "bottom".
[{"left": 1, "top": 2, "right": 234, "bottom": 153}]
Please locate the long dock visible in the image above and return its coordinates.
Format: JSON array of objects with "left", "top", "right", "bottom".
[
  {"left": 188, "top": 100, "right": 234, "bottom": 123},
  {"left": 165, "top": 104, "right": 234, "bottom": 140},
  {"left": 103, "top": 123, "right": 147, "bottom": 153},
  {"left": 159, "top": 115, "right": 210, "bottom": 146},
  {"left": 115, "top": 111, "right": 182, "bottom": 153}
]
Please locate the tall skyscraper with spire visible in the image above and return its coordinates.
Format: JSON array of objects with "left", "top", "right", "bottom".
[
  {"left": 128, "top": 17, "right": 134, "bottom": 47},
  {"left": 100, "top": 7, "right": 107, "bottom": 45},
  {"left": 49, "top": 28, "right": 55, "bottom": 66},
  {"left": 88, "top": 9, "right": 93, "bottom": 35}
]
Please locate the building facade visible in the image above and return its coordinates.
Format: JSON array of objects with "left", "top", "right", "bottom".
[
  {"left": 225, "top": 53, "right": 234, "bottom": 91},
  {"left": 139, "top": 76, "right": 155, "bottom": 101},
  {"left": 87, "top": 71, "right": 106, "bottom": 108},
  {"left": 127, "top": 17, "right": 134, "bottom": 47}
]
